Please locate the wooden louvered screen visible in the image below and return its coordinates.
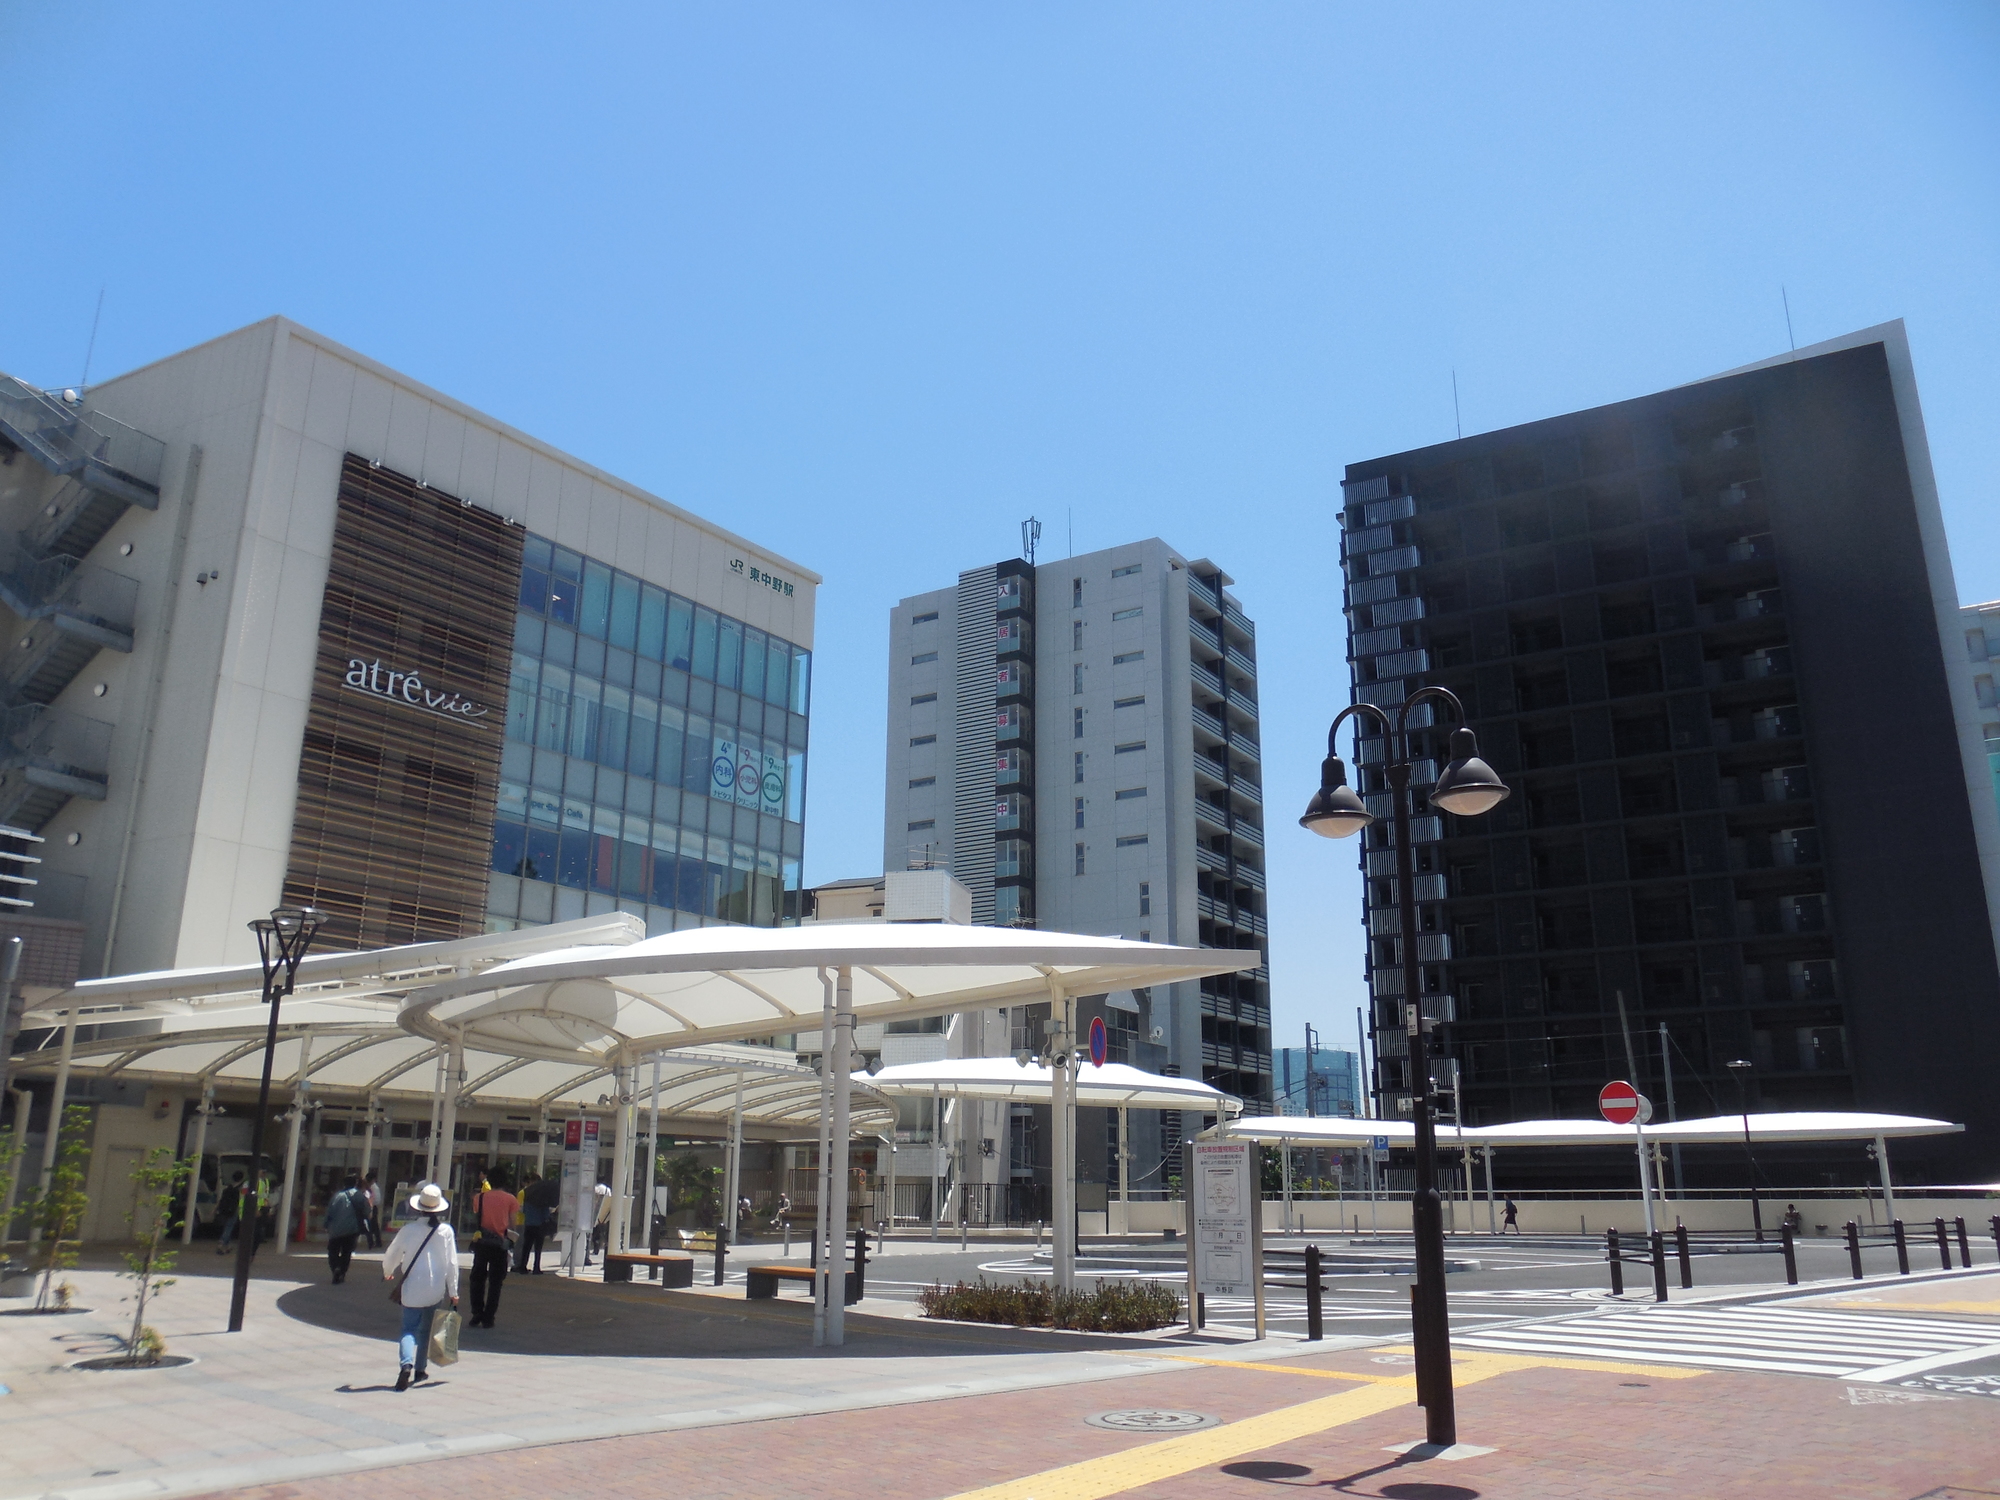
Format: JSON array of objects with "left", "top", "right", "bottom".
[{"left": 281, "top": 454, "right": 523, "bottom": 949}]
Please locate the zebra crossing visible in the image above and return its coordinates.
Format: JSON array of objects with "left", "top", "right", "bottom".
[{"left": 1455, "top": 1302, "right": 2000, "bottom": 1381}]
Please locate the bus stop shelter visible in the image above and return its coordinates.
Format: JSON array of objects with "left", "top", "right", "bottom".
[{"left": 399, "top": 921, "right": 1258, "bottom": 1344}]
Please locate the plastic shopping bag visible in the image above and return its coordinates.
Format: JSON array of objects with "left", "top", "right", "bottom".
[{"left": 429, "top": 1308, "right": 461, "bottom": 1366}]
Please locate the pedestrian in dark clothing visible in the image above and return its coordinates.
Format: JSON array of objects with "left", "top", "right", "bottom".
[
  {"left": 521, "top": 1172, "right": 560, "bottom": 1273},
  {"left": 362, "top": 1170, "right": 385, "bottom": 1249},
  {"left": 324, "top": 1174, "right": 366, "bottom": 1282},
  {"left": 467, "top": 1177, "right": 519, "bottom": 1328},
  {"left": 1502, "top": 1197, "right": 1521, "bottom": 1234},
  {"left": 215, "top": 1172, "right": 246, "bottom": 1253}
]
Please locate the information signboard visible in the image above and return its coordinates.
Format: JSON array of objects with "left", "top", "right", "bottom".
[
  {"left": 1185, "top": 1138, "right": 1264, "bottom": 1335},
  {"left": 559, "top": 1117, "right": 600, "bottom": 1270}
]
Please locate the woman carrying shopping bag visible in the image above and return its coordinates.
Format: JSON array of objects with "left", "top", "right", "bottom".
[{"left": 382, "top": 1182, "right": 459, "bottom": 1391}]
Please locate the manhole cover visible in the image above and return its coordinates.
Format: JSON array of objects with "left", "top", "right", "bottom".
[{"left": 1086, "top": 1409, "right": 1219, "bottom": 1433}]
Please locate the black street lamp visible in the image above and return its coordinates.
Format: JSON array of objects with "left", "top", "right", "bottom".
[
  {"left": 1301, "top": 686, "right": 1507, "bottom": 1448},
  {"left": 227, "top": 905, "right": 326, "bottom": 1333},
  {"left": 1725, "top": 1058, "right": 1764, "bottom": 1242}
]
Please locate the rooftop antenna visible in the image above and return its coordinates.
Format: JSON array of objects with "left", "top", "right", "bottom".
[
  {"left": 1452, "top": 369, "right": 1462, "bottom": 439},
  {"left": 1781, "top": 286, "right": 1797, "bottom": 353},
  {"left": 80, "top": 286, "right": 105, "bottom": 393},
  {"left": 1021, "top": 516, "right": 1041, "bottom": 566}
]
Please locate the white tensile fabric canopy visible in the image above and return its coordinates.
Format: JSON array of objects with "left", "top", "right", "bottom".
[
  {"left": 870, "top": 1058, "right": 1241, "bottom": 1114},
  {"left": 1223, "top": 1110, "right": 1964, "bottom": 1148},
  {"left": 22, "top": 1011, "right": 890, "bottom": 1132},
  {"left": 398, "top": 920, "right": 1262, "bottom": 1344},
  {"left": 398, "top": 922, "right": 1257, "bottom": 1063}
]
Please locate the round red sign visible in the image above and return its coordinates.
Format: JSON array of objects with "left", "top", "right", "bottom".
[
  {"left": 1089, "top": 1016, "right": 1108, "bottom": 1068},
  {"left": 1598, "top": 1080, "right": 1641, "bottom": 1124}
]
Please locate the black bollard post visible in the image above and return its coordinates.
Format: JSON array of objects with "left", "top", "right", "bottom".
[
  {"left": 1992, "top": 1215, "right": 2000, "bottom": 1264},
  {"left": 1676, "top": 1223, "right": 1693, "bottom": 1289},
  {"left": 853, "top": 1226, "right": 868, "bottom": 1301},
  {"left": 713, "top": 1233, "right": 727, "bottom": 1287},
  {"left": 1305, "top": 1244, "right": 1324, "bottom": 1342},
  {"left": 1893, "top": 1219, "right": 1910, "bottom": 1276},
  {"left": 1955, "top": 1217, "right": 1971, "bottom": 1269},
  {"left": 1846, "top": 1221, "right": 1863, "bottom": 1280},
  {"left": 1607, "top": 1228, "right": 1624, "bottom": 1296},
  {"left": 1781, "top": 1223, "right": 1798, "bottom": 1285},
  {"left": 1651, "top": 1230, "right": 1669, "bottom": 1302},
  {"left": 1934, "top": 1218, "right": 1953, "bottom": 1272}
]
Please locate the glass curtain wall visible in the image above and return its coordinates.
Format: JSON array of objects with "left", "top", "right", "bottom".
[{"left": 484, "top": 535, "right": 809, "bottom": 932}]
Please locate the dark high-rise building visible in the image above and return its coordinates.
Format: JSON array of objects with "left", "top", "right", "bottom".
[{"left": 1341, "top": 323, "right": 2000, "bottom": 1184}]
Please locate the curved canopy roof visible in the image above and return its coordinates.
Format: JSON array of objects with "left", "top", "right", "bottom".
[
  {"left": 28, "top": 913, "right": 647, "bottom": 1021},
  {"left": 400, "top": 923, "right": 1260, "bottom": 1070},
  {"left": 869, "top": 1058, "right": 1242, "bottom": 1113},
  {"left": 1223, "top": 1110, "right": 1964, "bottom": 1148},
  {"left": 14, "top": 1009, "right": 893, "bottom": 1133}
]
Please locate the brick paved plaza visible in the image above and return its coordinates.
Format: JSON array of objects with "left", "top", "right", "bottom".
[{"left": 4, "top": 1244, "right": 1999, "bottom": 1500}]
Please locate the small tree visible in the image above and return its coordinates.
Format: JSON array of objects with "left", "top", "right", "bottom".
[
  {"left": 662, "top": 1152, "right": 720, "bottom": 1227},
  {"left": 31, "top": 1104, "right": 92, "bottom": 1311},
  {"left": 0, "top": 1118, "right": 22, "bottom": 1250},
  {"left": 120, "top": 1147, "right": 182, "bottom": 1364}
]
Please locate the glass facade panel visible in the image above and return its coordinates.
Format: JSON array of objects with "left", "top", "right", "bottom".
[{"left": 488, "top": 533, "right": 809, "bottom": 929}]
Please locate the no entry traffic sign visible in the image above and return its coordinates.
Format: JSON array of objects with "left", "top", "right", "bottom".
[{"left": 1599, "top": 1080, "right": 1644, "bottom": 1124}]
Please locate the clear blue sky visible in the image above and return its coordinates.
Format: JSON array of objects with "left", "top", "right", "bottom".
[{"left": 5, "top": 5, "right": 1997, "bottom": 1058}]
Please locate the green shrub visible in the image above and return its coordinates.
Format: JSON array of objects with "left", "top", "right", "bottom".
[{"left": 918, "top": 1277, "right": 1182, "bottom": 1332}]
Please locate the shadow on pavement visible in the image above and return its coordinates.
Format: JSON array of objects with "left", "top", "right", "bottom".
[{"left": 276, "top": 1274, "right": 1150, "bottom": 1360}]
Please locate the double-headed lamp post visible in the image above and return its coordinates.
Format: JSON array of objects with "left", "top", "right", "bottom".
[
  {"left": 1301, "top": 686, "right": 1508, "bottom": 1447},
  {"left": 227, "top": 905, "right": 326, "bottom": 1334}
]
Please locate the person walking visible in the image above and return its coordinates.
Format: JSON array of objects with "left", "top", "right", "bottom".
[
  {"left": 1502, "top": 1197, "right": 1521, "bottom": 1234},
  {"left": 214, "top": 1171, "right": 245, "bottom": 1254},
  {"left": 362, "top": 1170, "right": 384, "bottom": 1250},
  {"left": 467, "top": 1176, "right": 518, "bottom": 1328},
  {"left": 521, "top": 1171, "right": 559, "bottom": 1274},
  {"left": 382, "top": 1182, "right": 459, "bottom": 1391},
  {"left": 587, "top": 1181, "right": 613, "bottom": 1263},
  {"left": 324, "top": 1174, "right": 367, "bottom": 1283}
]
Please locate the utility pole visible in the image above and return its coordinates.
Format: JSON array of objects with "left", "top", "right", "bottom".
[{"left": 1659, "top": 1022, "right": 1683, "bottom": 1198}]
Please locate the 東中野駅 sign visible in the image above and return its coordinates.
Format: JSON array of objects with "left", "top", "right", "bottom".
[
  {"left": 710, "top": 738, "right": 787, "bottom": 817},
  {"left": 342, "top": 658, "right": 490, "bottom": 723}
]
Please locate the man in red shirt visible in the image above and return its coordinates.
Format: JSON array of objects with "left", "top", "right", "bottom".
[{"left": 467, "top": 1176, "right": 520, "bottom": 1329}]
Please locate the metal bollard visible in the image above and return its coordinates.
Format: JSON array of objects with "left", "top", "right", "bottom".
[
  {"left": 1955, "top": 1217, "right": 1971, "bottom": 1270},
  {"left": 1607, "top": 1228, "right": 1624, "bottom": 1296},
  {"left": 783, "top": 1218, "right": 791, "bottom": 1256},
  {"left": 1846, "top": 1221, "right": 1863, "bottom": 1280},
  {"left": 1935, "top": 1218, "right": 1953, "bottom": 1272},
  {"left": 1992, "top": 1215, "right": 2000, "bottom": 1264},
  {"left": 1651, "top": 1229, "right": 1669, "bottom": 1302},
  {"left": 1893, "top": 1219, "right": 1910, "bottom": 1276},
  {"left": 1676, "top": 1223, "right": 1693, "bottom": 1289},
  {"left": 853, "top": 1227, "right": 869, "bottom": 1301},
  {"left": 1781, "top": 1223, "right": 1798, "bottom": 1285},
  {"left": 1305, "top": 1244, "right": 1324, "bottom": 1342},
  {"left": 713, "top": 1234, "right": 727, "bottom": 1286},
  {"left": 960, "top": 1212, "right": 968, "bottom": 1251}
]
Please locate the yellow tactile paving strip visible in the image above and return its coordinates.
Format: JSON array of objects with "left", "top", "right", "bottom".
[{"left": 944, "top": 1349, "right": 1702, "bottom": 1500}]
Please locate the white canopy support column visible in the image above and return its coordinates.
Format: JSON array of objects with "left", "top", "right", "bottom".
[
  {"left": 181, "top": 1081, "right": 214, "bottom": 1245},
  {"left": 723, "top": 1069, "right": 745, "bottom": 1246},
  {"left": 609, "top": 1064, "right": 634, "bottom": 1254},
  {"left": 1117, "top": 1104, "right": 1131, "bottom": 1237},
  {"left": 436, "top": 1031, "right": 465, "bottom": 1197},
  {"left": 642, "top": 1054, "right": 661, "bottom": 1249},
  {"left": 274, "top": 1033, "right": 314, "bottom": 1252},
  {"left": 812, "top": 969, "right": 835, "bottom": 1348},
  {"left": 880, "top": 1133, "right": 895, "bottom": 1237},
  {"left": 31, "top": 1006, "right": 80, "bottom": 1237},
  {"left": 1875, "top": 1134, "right": 1896, "bottom": 1220},
  {"left": 535, "top": 1106, "right": 549, "bottom": 1178},
  {"left": 1281, "top": 1136, "right": 1293, "bottom": 1236},
  {"left": 1483, "top": 1146, "right": 1495, "bottom": 1235},
  {"left": 423, "top": 1048, "right": 445, "bottom": 1184},
  {"left": 929, "top": 1082, "right": 941, "bottom": 1241},
  {"left": 1049, "top": 979, "right": 1074, "bottom": 1293},
  {"left": 827, "top": 965, "right": 854, "bottom": 1344}
]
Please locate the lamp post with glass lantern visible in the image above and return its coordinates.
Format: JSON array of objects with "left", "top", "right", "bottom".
[
  {"left": 1300, "top": 686, "right": 1508, "bottom": 1447},
  {"left": 1725, "top": 1058, "right": 1765, "bottom": 1242},
  {"left": 227, "top": 905, "right": 326, "bottom": 1333}
]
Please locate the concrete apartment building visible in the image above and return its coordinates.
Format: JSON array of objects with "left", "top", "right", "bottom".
[
  {"left": 1340, "top": 321, "right": 2000, "bottom": 1183},
  {"left": 883, "top": 539, "right": 1271, "bottom": 1216}
]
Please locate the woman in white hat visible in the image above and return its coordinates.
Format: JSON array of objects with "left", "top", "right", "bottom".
[{"left": 381, "top": 1182, "right": 459, "bottom": 1390}]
